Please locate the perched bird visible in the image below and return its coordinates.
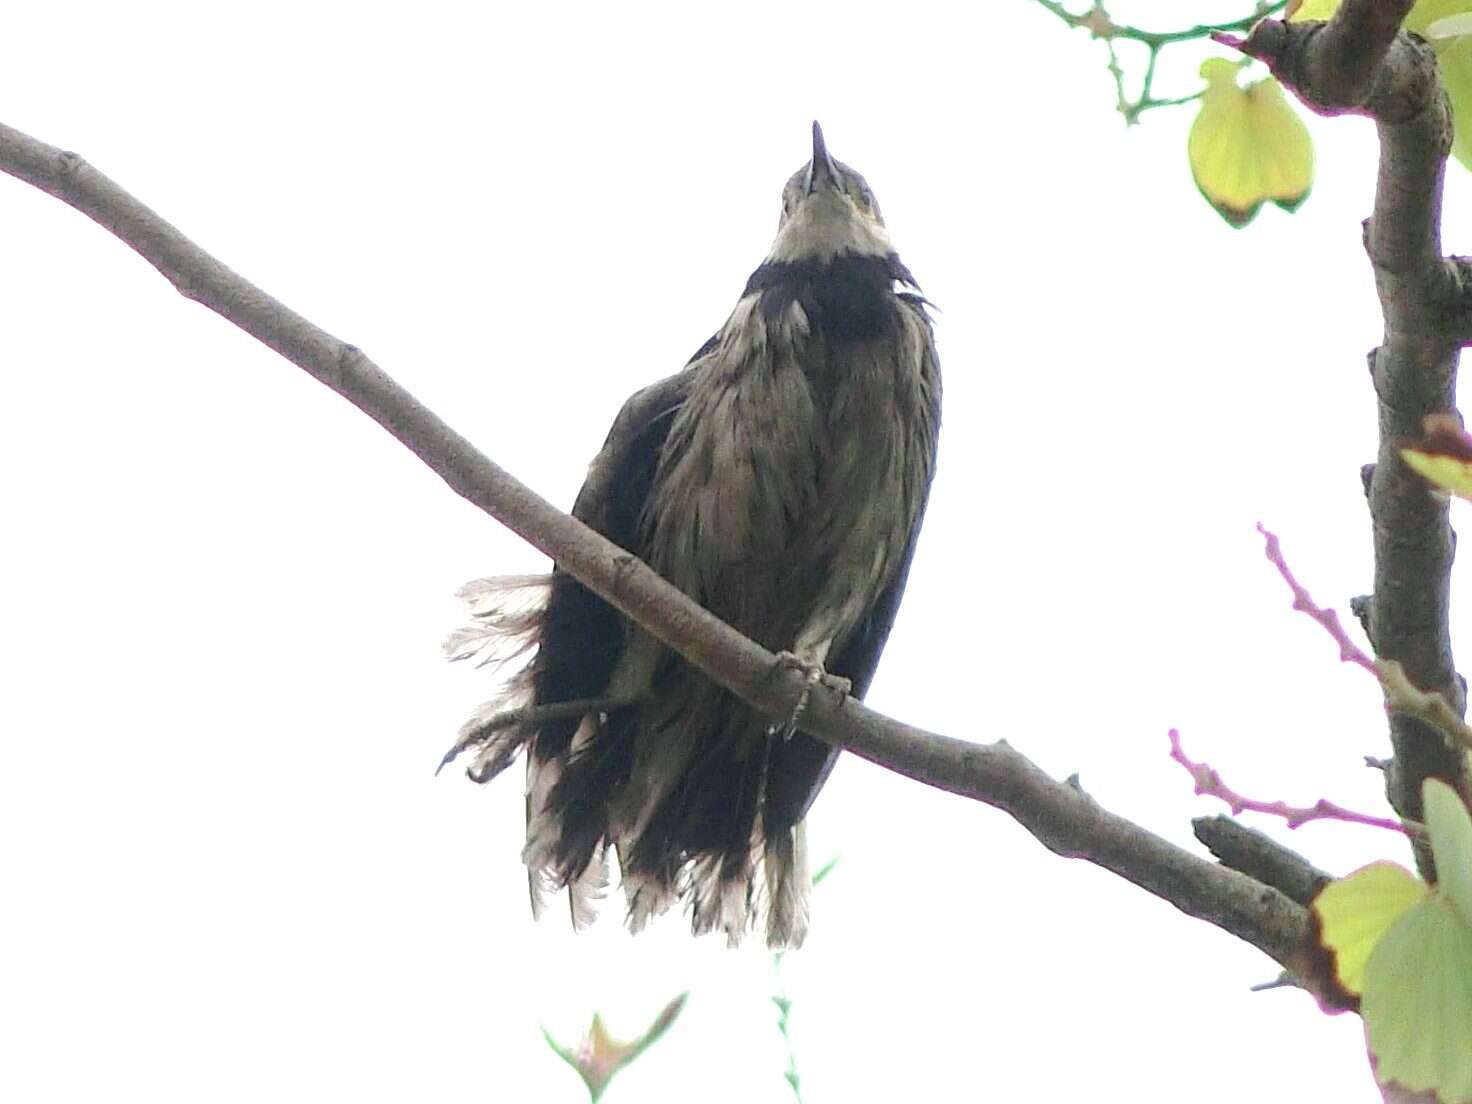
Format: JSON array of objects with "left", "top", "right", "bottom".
[{"left": 446, "top": 122, "right": 941, "bottom": 947}]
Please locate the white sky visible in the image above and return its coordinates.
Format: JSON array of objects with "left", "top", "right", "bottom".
[{"left": 3, "top": 2, "right": 1464, "bottom": 1101}]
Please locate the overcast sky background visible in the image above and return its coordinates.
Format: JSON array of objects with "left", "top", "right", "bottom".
[{"left": 3, "top": 2, "right": 1464, "bottom": 1101}]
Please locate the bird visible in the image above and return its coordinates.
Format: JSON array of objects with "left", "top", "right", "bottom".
[{"left": 444, "top": 122, "right": 941, "bottom": 947}]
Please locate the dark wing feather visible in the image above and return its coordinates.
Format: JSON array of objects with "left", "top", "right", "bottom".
[
  {"left": 525, "top": 364, "right": 700, "bottom": 905},
  {"left": 529, "top": 366, "right": 698, "bottom": 753}
]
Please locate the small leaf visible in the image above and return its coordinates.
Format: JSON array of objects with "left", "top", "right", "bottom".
[
  {"left": 1313, "top": 861, "right": 1427, "bottom": 995},
  {"left": 1362, "top": 895, "right": 1472, "bottom": 1103},
  {"left": 541, "top": 992, "right": 689, "bottom": 1102},
  {"left": 1188, "top": 59, "right": 1314, "bottom": 227},
  {"left": 1427, "top": 12, "right": 1472, "bottom": 38},
  {"left": 1400, "top": 412, "right": 1472, "bottom": 499},
  {"left": 1408, "top": 0, "right": 1472, "bottom": 35},
  {"left": 1406, "top": 4, "right": 1472, "bottom": 169},
  {"left": 811, "top": 856, "right": 840, "bottom": 888},
  {"left": 1290, "top": 0, "right": 1472, "bottom": 27},
  {"left": 1425, "top": 778, "right": 1472, "bottom": 928},
  {"left": 1287, "top": 0, "right": 1340, "bottom": 19},
  {"left": 1401, "top": 449, "right": 1472, "bottom": 496},
  {"left": 1434, "top": 35, "right": 1472, "bottom": 170}
]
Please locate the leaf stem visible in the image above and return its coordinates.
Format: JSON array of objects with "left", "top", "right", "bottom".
[{"left": 1029, "top": 0, "right": 1287, "bottom": 123}]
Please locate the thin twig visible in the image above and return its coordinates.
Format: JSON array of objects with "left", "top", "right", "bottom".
[
  {"left": 1170, "top": 730, "right": 1411, "bottom": 835},
  {"left": 771, "top": 952, "right": 803, "bottom": 1104},
  {"left": 1031, "top": 0, "right": 1285, "bottom": 45},
  {"left": 1257, "top": 524, "right": 1379, "bottom": 676},
  {"left": 1257, "top": 523, "right": 1472, "bottom": 753},
  {"left": 1030, "top": 0, "right": 1286, "bottom": 123}
]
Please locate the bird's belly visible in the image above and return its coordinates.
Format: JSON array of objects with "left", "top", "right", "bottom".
[
  {"left": 788, "top": 437, "right": 911, "bottom": 662},
  {"left": 647, "top": 358, "right": 917, "bottom": 657}
]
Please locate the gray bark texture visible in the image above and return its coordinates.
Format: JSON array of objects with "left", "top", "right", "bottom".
[{"left": 1235, "top": 0, "right": 1470, "bottom": 880}]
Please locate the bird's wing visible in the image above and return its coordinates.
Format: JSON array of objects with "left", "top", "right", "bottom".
[
  {"left": 828, "top": 297, "right": 942, "bottom": 690},
  {"left": 765, "top": 306, "right": 942, "bottom": 830},
  {"left": 529, "top": 365, "right": 700, "bottom": 752},
  {"left": 515, "top": 359, "right": 709, "bottom": 926}
]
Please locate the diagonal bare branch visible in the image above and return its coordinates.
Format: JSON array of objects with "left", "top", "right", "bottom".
[{"left": 0, "top": 118, "right": 1339, "bottom": 1002}]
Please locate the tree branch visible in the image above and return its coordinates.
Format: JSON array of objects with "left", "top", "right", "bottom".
[
  {"left": 0, "top": 119, "right": 1340, "bottom": 1004},
  {"left": 1170, "top": 729, "right": 1410, "bottom": 835},
  {"left": 1230, "top": 2, "right": 1469, "bottom": 879},
  {"left": 1192, "top": 816, "right": 1331, "bottom": 907}
]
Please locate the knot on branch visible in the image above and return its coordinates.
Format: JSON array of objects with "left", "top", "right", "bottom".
[
  {"left": 1387, "top": 40, "right": 1451, "bottom": 134},
  {"left": 1239, "top": 11, "right": 1443, "bottom": 130},
  {"left": 1192, "top": 815, "right": 1331, "bottom": 906}
]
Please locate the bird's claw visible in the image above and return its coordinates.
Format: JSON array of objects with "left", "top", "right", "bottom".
[{"left": 771, "top": 651, "right": 851, "bottom": 739}]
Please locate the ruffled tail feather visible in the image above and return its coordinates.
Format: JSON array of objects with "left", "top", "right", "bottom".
[{"left": 446, "top": 574, "right": 816, "bottom": 948}]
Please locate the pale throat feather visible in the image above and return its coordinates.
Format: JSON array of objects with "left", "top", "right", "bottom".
[{"left": 767, "top": 189, "right": 894, "bottom": 264}]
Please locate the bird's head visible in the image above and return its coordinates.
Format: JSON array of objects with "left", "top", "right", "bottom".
[{"left": 768, "top": 122, "right": 893, "bottom": 265}]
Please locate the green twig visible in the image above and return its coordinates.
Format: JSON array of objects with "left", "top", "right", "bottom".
[
  {"left": 769, "top": 857, "right": 839, "bottom": 1104},
  {"left": 772, "top": 951, "right": 802, "bottom": 1104},
  {"left": 1031, "top": 0, "right": 1287, "bottom": 45},
  {"left": 1030, "top": 0, "right": 1287, "bottom": 123}
]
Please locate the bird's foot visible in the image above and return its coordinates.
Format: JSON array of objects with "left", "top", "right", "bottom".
[{"left": 770, "top": 651, "right": 851, "bottom": 740}]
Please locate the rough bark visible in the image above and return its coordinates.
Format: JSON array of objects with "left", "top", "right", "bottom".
[{"left": 1235, "top": 1, "right": 1469, "bottom": 879}]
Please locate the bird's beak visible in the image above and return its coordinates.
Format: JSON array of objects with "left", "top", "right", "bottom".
[{"left": 803, "top": 120, "right": 839, "bottom": 196}]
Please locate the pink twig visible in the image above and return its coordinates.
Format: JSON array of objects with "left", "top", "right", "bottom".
[
  {"left": 1257, "top": 523, "right": 1472, "bottom": 749},
  {"left": 1257, "top": 523, "right": 1379, "bottom": 676},
  {"left": 1169, "top": 729, "right": 1409, "bottom": 834}
]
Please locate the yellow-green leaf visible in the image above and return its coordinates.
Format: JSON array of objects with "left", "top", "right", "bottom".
[
  {"left": 1313, "top": 861, "right": 1427, "bottom": 995},
  {"left": 1426, "top": 778, "right": 1472, "bottom": 928},
  {"left": 1434, "top": 35, "right": 1472, "bottom": 169},
  {"left": 1287, "top": 0, "right": 1339, "bottom": 20},
  {"left": 1401, "top": 412, "right": 1472, "bottom": 498},
  {"left": 1290, "top": 0, "right": 1472, "bottom": 31},
  {"left": 1408, "top": 0, "right": 1472, "bottom": 35},
  {"left": 1402, "top": 448, "right": 1472, "bottom": 496},
  {"left": 1362, "top": 895, "right": 1472, "bottom": 1103},
  {"left": 1189, "top": 59, "right": 1314, "bottom": 227},
  {"left": 1406, "top": 6, "right": 1472, "bottom": 170},
  {"left": 1428, "top": 13, "right": 1472, "bottom": 37}
]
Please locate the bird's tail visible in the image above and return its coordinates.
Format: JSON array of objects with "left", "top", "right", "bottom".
[
  {"left": 602, "top": 676, "right": 814, "bottom": 948},
  {"left": 444, "top": 575, "right": 813, "bottom": 947},
  {"left": 444, "top": 573, "right": 615, "bottom": 929}
]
